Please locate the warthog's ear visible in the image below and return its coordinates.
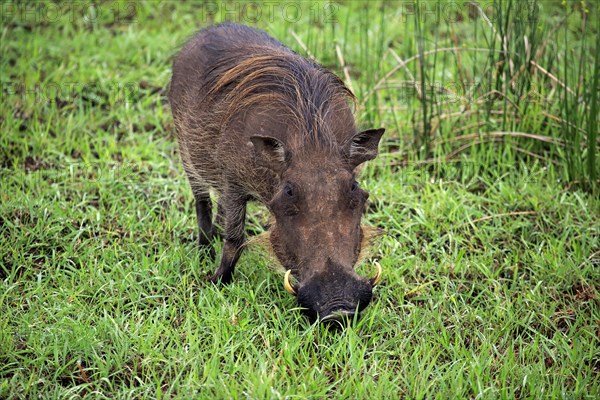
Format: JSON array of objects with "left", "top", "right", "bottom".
[
  {"left": 249, "top": 135, "right": 290, "bottom": 174},
  {"left": 346, "top": 128, "right": 385, "bottom": 169}
]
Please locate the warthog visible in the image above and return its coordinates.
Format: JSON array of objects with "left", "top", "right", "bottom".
[{"left": 168, "top": 23, "right": 385, "bottom": 322}]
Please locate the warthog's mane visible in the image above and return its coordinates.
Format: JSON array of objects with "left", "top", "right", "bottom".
[{"left": 202, "top": 47, "right": 356, "bottom": 151}]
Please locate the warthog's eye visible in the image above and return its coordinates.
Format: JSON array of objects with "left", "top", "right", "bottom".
[
  {"left": 270, "top": 182, "right": 299, "bottom": 217},
  {"left": 284, "top": 182, "right": 294, "bottom": 198},
  {"left": 349, "top": 180, "right": 366, "bottom": 209}
]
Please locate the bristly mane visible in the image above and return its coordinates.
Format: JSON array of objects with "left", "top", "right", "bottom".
[{"left": 203, "top": 46, "right": 356, "bottom": 149}]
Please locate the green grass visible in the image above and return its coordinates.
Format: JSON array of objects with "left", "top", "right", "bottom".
[{"left": 1, "top": 1, "right": 599, "bottom": 398}]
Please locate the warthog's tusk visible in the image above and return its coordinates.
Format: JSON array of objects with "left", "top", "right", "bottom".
[
  {"left": 370, "top": 262, "right": 382, "bottom": 286},
  {"left": 284, "top": 270, "right": 297, "bottom": 295}
]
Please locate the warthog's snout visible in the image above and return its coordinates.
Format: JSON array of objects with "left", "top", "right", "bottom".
[{"left": 285, "top": 262, "right": 382, "bottom": 323}]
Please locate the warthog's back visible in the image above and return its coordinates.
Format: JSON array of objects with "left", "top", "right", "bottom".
[{"left": 169, "top": 23, "right": 287, "bottom": 117}]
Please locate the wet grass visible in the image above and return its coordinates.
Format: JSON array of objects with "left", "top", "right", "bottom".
[{"left": 1, "top": 1, "right": 599, "bottom": 398}]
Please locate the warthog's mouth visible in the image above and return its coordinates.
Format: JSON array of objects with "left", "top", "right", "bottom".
[{"left": 320, "top": 310, "right": 356, "bottom": 323}]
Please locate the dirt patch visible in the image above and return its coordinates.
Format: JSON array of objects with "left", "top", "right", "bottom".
[{"left": 23, "top": 156, "right": 52, "bottom": 172}]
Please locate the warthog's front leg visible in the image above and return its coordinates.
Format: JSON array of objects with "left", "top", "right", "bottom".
[
  {"left": 209, "top": 185, "right": 247, "bottom": 284},
  {"left": 193, "top": 191, "right": 213, "bottom": 246}
]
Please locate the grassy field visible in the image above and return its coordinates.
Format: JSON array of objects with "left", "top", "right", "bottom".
[{"left": 1, "top": 0, "right": 599, "bottom": 398}]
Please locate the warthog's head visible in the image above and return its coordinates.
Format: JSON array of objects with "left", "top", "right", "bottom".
[{"left": 250, "top": 126, "right": 385, "bottom": 323}]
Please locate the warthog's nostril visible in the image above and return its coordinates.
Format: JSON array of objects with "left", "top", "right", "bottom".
[{"left": 320, "top": 310, "right": 356, "bottom": 324}]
